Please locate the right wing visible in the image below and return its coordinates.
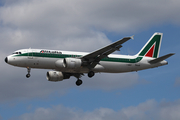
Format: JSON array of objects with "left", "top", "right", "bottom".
[{"left": 81, "top": 36, "right": 134, "bottom": 68}]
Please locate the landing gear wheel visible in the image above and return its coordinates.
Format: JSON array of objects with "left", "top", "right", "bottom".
[
  {"left": 88, "top": 71, "right": 95, "bottom": 78},
  {"left": 26, "top": 67, "right": 31, "bottom": 78},
  {"left": 26, "top": 74, "right": 30, "bottom": 78},
  {"left": 76, "top": 79, "right": 83, "bottom": 86}
]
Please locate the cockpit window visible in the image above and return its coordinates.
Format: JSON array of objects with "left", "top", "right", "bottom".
[{"left": 13, "top": 52, "right": 22, "bottom": 54}]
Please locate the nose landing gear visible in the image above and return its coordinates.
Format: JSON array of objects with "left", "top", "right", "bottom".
[{"left": 26, "top": 67, "right": 31, "bottom": 78}]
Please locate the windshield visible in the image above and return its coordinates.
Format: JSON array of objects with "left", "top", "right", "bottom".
[{"left": 13, "top": 52, "right": 22, "bottom": 54}]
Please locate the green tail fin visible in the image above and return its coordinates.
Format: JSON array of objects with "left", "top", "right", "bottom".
[{"left": 137, "top": 33, "right": 163, "bottom": 58}]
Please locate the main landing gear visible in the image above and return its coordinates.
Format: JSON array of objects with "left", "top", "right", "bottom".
[
  {"left": 73, "top": 73, "right": 83, "bottom": 86},
  {"left": 76, "top": 79, "right": 83, "bottom": 86},
  {"left": 26, "top": 67, "right": 31, "bottom": 78},
  {"left": 88, "top": 71, "right": 95, "bottom": 78},
  {"left": 75, "top": 71, "right": 95, "bottom": 86}
]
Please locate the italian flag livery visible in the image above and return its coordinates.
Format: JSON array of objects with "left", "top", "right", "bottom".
[
  {"left": 5, "top": 33, "right": 174, "bottom": 86},
  {"left": 138, "top": 33, "right": 162, "bottom": 58}
]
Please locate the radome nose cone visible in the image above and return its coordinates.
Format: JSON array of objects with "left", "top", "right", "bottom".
[{"left": 5, "top": 57, "right": 8, "bottom": 63}]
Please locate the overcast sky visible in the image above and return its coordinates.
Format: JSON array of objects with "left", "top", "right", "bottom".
[{"left": 0, "top": 0, "right": 180, "bottom": 120}]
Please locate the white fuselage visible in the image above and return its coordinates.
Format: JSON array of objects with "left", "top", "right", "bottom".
[
  {"left": 5, "top": 33, "right": 173, "bottom": 86},
  {"left": 6, "top": 49, "right": 167, "bottom": 73}
]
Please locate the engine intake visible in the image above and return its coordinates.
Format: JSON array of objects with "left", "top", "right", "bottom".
[{"left": 63, "top": 58, "right": 82, "bottom": 69}]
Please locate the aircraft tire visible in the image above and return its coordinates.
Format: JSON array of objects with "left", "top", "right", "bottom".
[
  {"left": 88, "top": 71, "right": 95, "bottom": 78},
  {"left": 26, "top": 74, "right": 30, "bottom": 78},
  {"left": 76, "top": 79, "right": 83, "bottom": 86}
]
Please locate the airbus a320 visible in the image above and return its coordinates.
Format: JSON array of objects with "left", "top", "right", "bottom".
[{"left": 5, "top": 33, "right": 174, "bottom": 86}]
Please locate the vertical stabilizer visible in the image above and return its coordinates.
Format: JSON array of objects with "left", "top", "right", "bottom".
[{"left": 137, "top": 33, "right": 163, "bottom": 58}]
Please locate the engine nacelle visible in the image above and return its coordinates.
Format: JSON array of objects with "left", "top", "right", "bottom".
[
  {"left": 63, "top": 58, "right": 82, "bottom": 69},
  {"left": 46, "top": 71, "right": 71, "bottom": 82},
  {"left": 55, "top": 59, "right": 64, "bottom": 68},
  {"left": 46, "top": 71, "right": 63, "bottom": 82}
]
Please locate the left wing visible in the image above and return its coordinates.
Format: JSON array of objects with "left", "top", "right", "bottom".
[{"left": 81, "top": 36, "right": 134, "bottom": 68}]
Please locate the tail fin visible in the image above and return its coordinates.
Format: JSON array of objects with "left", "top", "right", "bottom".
[{"left": 137, "top": 33, "right": 163, "bottom": 58}]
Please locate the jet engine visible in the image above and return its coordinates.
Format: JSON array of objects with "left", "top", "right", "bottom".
[
  {"left": 46, "top": 71, "right": 70, "bottom": 82},
  {"left": 63, "top": 58, "right": 82, "bottom": 69},
  {"left": 55, "top": 59, "right": 64, "bottom": 68}
]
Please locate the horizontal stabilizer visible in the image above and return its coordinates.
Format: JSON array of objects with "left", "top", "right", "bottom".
[{"left": 149, "top": 53, "right": 175, "bottom": 64}]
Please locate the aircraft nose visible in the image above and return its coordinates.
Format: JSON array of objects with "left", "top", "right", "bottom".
[{"left": 5, "top": 57, "right": 8, "bottom": 63}]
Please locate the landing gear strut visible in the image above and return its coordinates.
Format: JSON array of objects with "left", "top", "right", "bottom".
[
  {"left": 74, "top": 71, "right": 95, "bottom": 86},
  {"left": 26, "top": 67, "right": 31, "bottom": 78},
  {"left": 88, "top": 71, "right": 95, "bottom": 78},
  {"left": 73, "top": 73, "right": 83, "bottom": 86}
]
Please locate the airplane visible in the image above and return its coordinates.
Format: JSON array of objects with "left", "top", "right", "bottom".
[{"left": 5, "top": 33, "right": 174, "bottom": 86}]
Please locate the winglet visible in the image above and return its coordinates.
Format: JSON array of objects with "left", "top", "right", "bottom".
[
  {"left": 149, "top": 53, "right": 175, "bottom": 64},
  {"left": 130, "top": 35, "right": 134, "bottom": 40}
]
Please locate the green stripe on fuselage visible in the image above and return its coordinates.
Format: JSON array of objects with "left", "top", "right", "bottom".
[
  {"left": 15, "top": 52, "right": 142, "bottom": 63},
  {"left": 101, "top": 56, "right": 142, "bottom": 63}
]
